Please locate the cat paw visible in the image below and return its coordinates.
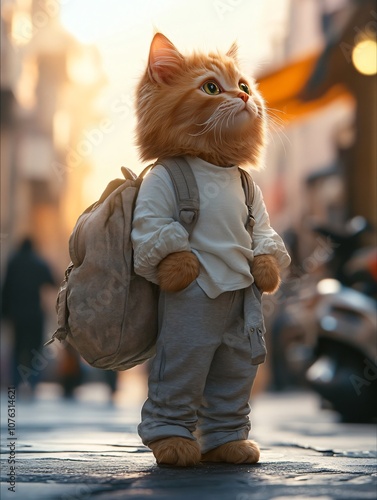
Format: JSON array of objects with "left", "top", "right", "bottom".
[
  {"left": 201, "top": 439, "right": 260, "bottom": 464},
  {"left": 149, "top": 437, "right": 201, "bottom": 466},
  {"left": 157, "top": 251, "right": 200, "bottom": 292},
  {"left": 252, "top": 254, "right": 281, "bottom": 294}
]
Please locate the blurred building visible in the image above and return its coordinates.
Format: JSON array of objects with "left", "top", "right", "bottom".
[
  {"left": 255, "top": 0, "right": 376, "bottom": 261},
  {"left": 1, "top": 0, "right": 105, "bottom": 274}
]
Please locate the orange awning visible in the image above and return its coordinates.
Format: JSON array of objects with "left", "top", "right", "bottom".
[{"left": 258, "top": 53, "right": 354, "bottom": 122}]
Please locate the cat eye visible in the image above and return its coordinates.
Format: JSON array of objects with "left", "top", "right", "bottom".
[
  {"left": 239, "top": 82, "right": 250, "bottom": 95},
  {"left": 201, "top": 81, "right": 221, "bottom": 95}
]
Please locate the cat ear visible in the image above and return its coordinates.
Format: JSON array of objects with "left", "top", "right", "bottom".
[
  {"left": 148, "top": 33, "right": 184, "bottom": 84},
  {"left": 226, "top": 41, "right": 239, "bottom": 61}
]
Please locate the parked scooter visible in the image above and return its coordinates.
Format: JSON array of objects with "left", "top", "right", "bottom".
[
  {"left": 270, "top": 216, "right": 377, "bottom": 422},
  {"left": 306, "top": 277, "right": 377, "bottom": 422},
  {"left": 305, "top": 217, "right": 377, "bottom": 422}
]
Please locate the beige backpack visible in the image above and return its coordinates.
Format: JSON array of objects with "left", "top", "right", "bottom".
[{"left": 45, "top": 157, "right": 254, "bottom": 371}]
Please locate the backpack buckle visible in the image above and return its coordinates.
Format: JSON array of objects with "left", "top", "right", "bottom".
[
  {"left": 179, "top": 208, "right": 198, "bottom": 226},
  {"left": 246, "top": 205, "right": 255, "bottom": 238}
]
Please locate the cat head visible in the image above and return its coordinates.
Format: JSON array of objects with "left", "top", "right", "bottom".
[{"left": 135, "top": 33, "right": 266, "bottom": 168}]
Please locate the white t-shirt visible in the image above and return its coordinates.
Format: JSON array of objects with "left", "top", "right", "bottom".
[{"left": 131, "top": 155, "right": 290, "bottom": 298}]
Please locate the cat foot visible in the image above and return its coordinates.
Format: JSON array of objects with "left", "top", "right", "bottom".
[
  {"left": 252, "top": 254, "right": 281, "bottom": 294},
  {"left": 158, "top": 251, "right": 200, "bottom": 292},
  {"left": 149, "top": 437, "right": 201, "bottom": 466},
  {"left": 201, "top": 440, "right": 260, "bottom": 464}
]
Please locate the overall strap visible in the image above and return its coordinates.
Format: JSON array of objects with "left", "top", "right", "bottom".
[
  {"left": 239, "top": 168, "right": 255, "bottom": 239},
  {"left": 157, "top": 157, "right": 200, "bottom": 236}
]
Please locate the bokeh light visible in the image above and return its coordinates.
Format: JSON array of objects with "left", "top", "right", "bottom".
[{"left": 352, "top": 39, "right": 377, "bottom": 76}]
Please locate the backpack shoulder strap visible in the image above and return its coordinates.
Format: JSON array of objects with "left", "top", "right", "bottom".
[
  {"left": 141, "top": 158, "right": 253, "bottom": 239},
  {"left": 157, "top": 157, "right": 200, "bottom": 236},
  {"left": 239, "top": 168, "right": 255, "bottom": 238}
]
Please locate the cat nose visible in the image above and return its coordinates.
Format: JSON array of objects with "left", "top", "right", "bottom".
[{"left": 237, "top": 92, "right": 249, "bottom": 103}]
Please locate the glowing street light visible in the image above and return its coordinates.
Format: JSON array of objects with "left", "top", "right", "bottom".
[{"left": 352, "top": 39, "right": 377, "bottom": 76}]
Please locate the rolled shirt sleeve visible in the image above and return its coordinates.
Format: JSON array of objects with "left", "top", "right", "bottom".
[{"left": 131, "top": 168, "right": 191, "bottom": 284}]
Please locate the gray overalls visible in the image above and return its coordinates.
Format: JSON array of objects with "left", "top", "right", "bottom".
[{"left": 138, "top": 280, "right": 266, "bottom": 453}]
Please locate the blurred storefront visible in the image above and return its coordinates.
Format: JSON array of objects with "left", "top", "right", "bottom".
[
  {"left": 1, "top": 0, "right": 105, "bottom": 274},
  {"left": 255, "top": 0, "right": 376, "bottom": 261}
]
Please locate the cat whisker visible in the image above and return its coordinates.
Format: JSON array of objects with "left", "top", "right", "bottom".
[
  {"left": 266, "top": 106, "right": 288, "bottom": 118},
  {"left": 218, "top": 111, "right": 231, "bottom": 143},
  {"left": 226, "top": 109, "right": 235, "bottom": 132},
  {"left": 266, "top": 108, "right": 289, "bottom": 128},
  {"left": 189, "top": 102, "right": 236, "bottom": 137},
  {"left": 216, "top": 106, "right": 237, "bottom": 143},
  {"left": 265, "top": 107, "right": 291, "bottom": 154},
  {"left": 213, "top": 111, "right": 224, "bottom": 144},
  {"left": 268, "top": 115, "right": 286, "bottom": 131},
  {"left": 190, "top": 116, "right": 217, "bottom": 136},
  {"left": 216, "top": 108, "right": 231, "bottom": 144},
  {"left": 190, "top": 101, "right": 243, "bottom": 138},
  {"left": 268, "top": 116, "right": 290, "bottom": 141},
  {"left": 267, "top": 120, "right": 290, "bottom": 157}
]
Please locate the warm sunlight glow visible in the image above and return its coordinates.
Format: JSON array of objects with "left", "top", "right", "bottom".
[
  {"left": 352, "top": 39, "right": 377, "bottom": 76},
  {"left": 16, "top": 58, "right": 38, "bottom": 109},
  {"left": 67, "top": 50, "right": 102, "bottom": 86},
  {"left": 60, "top": 0, "right": 151, "bottom": 44},
  {"left": 53, "top": 110, "right": 71, "bottom": 150},
  {"left": 60, "top": 0, "right": 291, "bottom": 203}
]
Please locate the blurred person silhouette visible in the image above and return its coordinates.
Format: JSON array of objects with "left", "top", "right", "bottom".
[
  {"left": 57, "top": 343, "right": 83, "bottom": 399},
  {"left": 1, "top": 237, "right": 56, "bottom": 393},
  {"left": 104, "top": 369, "right": 118, "bottom": 405}
]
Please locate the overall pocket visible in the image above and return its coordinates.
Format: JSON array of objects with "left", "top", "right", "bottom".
[
  {"left": 158, "top": 346, "right": 166, "bottom": 381},
  {"left": 245, "top": 284, "right": 267, "bottom": 365},
  {"left": 248, "top": 325, "right": 267, "bottom": 365}
]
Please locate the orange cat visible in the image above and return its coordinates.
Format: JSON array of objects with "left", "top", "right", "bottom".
[
  {"left": 131, "top": 33, "right": 291, "bottom": 466},
  {"left": 135, "top": 33, "right": 280, "bottom": 294}
]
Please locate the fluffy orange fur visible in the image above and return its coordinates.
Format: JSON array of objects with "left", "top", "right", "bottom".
[
  {"left": 252, "top": 254, "right": 281, "bottom": 293},
  {"left": 201, "top": 440, "right": 260, "bottom": 464},
  {"left": 158, "top": 251, "right": 200, "bottom": 292},
  {"left": 135, "top": 33, "right": 266, "bottom": 168},
  {"left": 150, "top": 437, "right": 260, "bottom": 466},
  {"left": 149, "top": 437, "right": 201, "bottom": 466}
]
